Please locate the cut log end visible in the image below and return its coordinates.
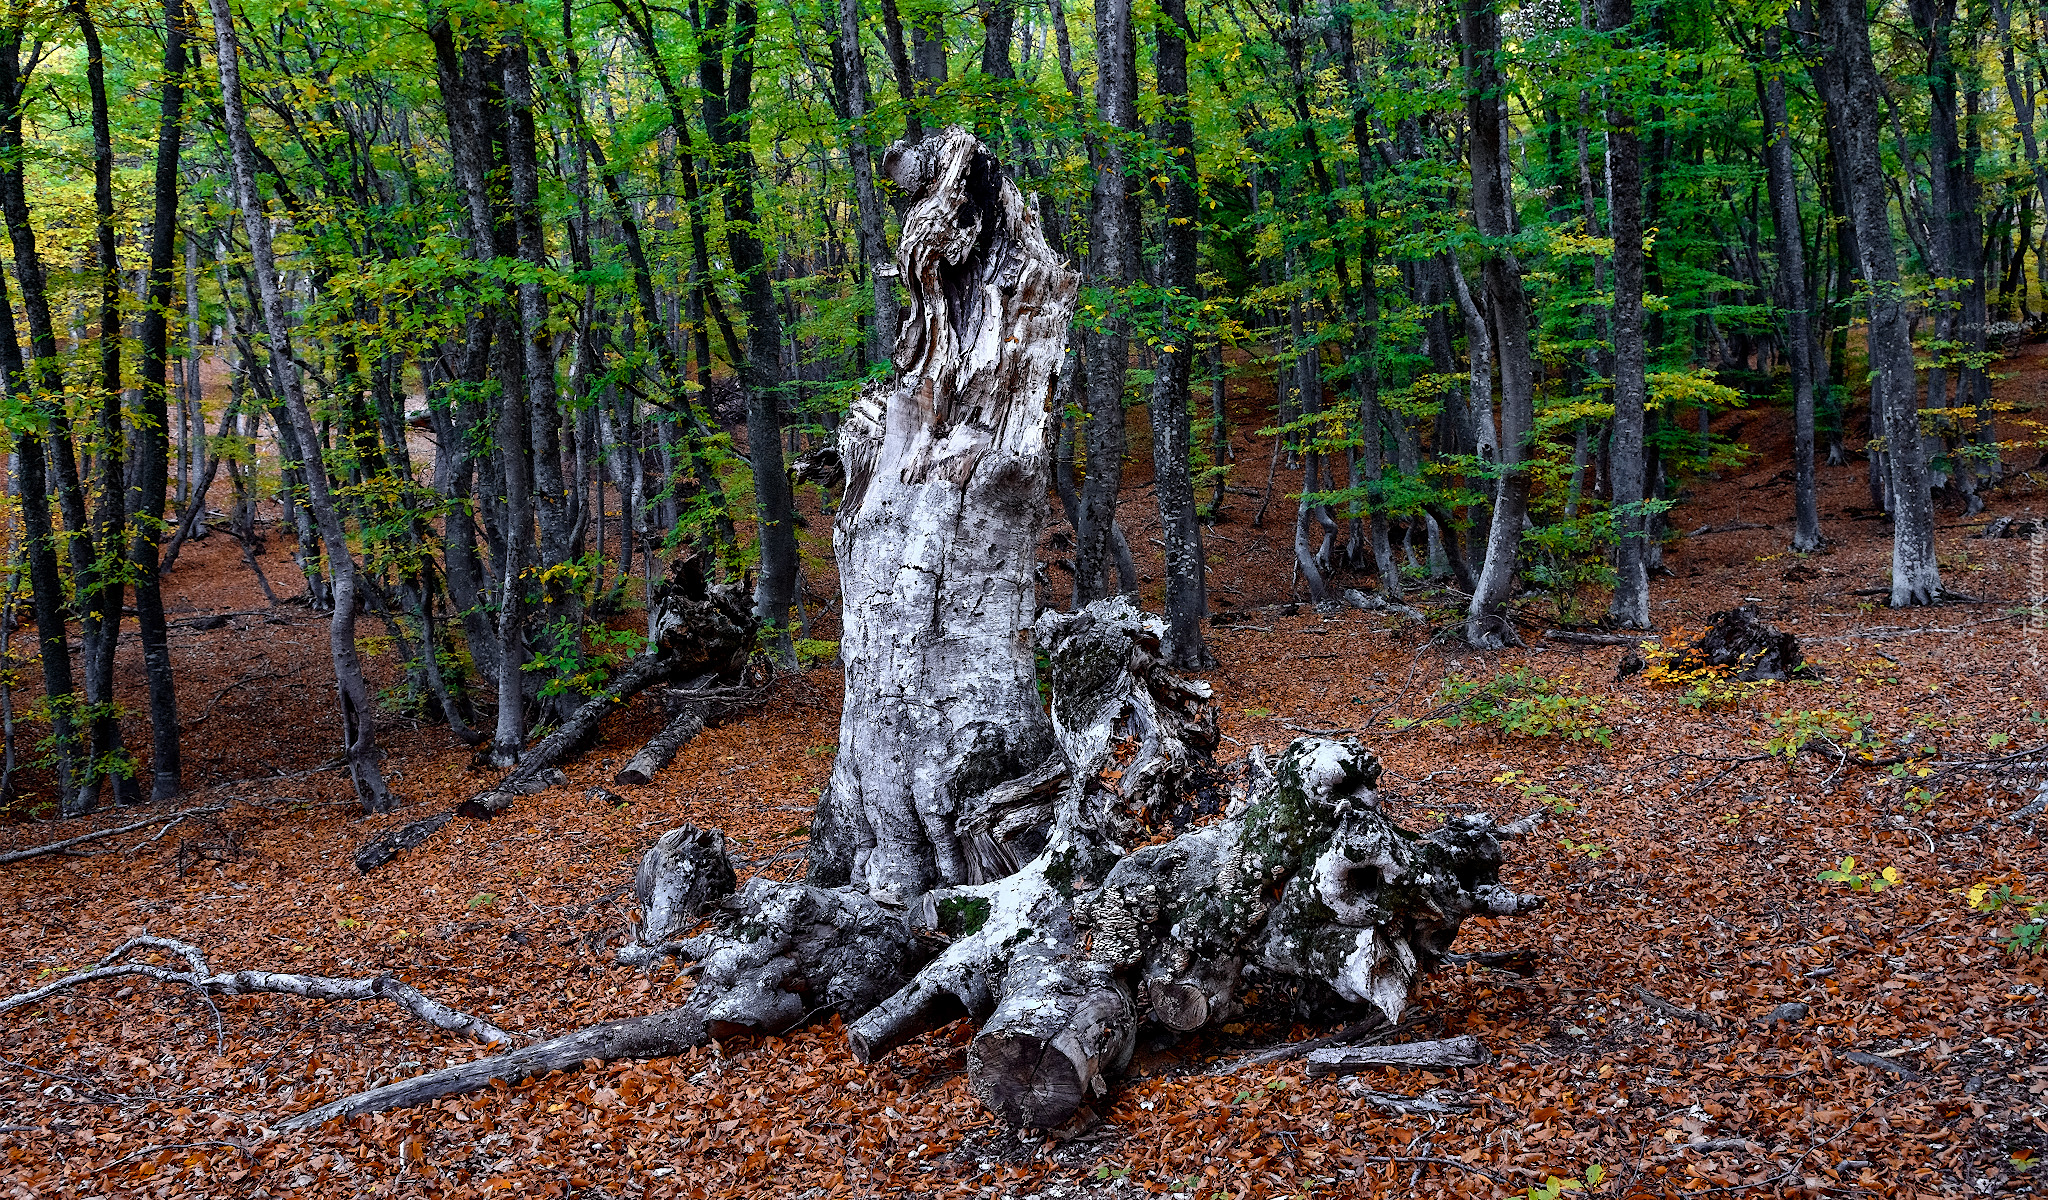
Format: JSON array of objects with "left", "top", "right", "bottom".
[{"left": 967, "top": 1029, "right": 1096, "bottom": 1130}]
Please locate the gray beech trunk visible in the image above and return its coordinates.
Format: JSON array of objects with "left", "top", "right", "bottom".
[
  {"left": 1461, "top": 0, "right": 1536, "bottom": 648},
  {"left": 1820, "top": 0, "right": 1943, "bottom": 604},
  {"left": 130, "top": 0, "right": 191, "bottom": 803},
  {"left": 836, "top": 0, "right": 902, "bottom": 368},
  {"left": 1149, "top": 0, "right": 1209, "bottom": 669},
  {"left": 1074, "top": 0, "right": 1137, "bottom": 606},
  {"left": 807, "top": 129, "right": 1075, "bottom": 904},
  {"left": 1601, "top": 0, "right": 1651, "bottom": 628},
  {"left": 209, "top": 0, "right": 395, "bottom": 812},
  {"left": 1758, "top": 23, "right": 1824, "bottom": 553}
]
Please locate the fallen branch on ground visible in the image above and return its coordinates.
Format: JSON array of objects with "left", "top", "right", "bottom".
[
  {"left": 613, "top": 685, "right": 767, "bottom": 786},
  {"left": 0, "top": 806, "right": 228, "bottom": 866},
  {"left": 354, "top": 557, "right": 762, "bottom": 872},
  {"left": 1304, "top": 1034, "right": 1488, "bottom": 1076},
  {"left": 1543, "top": 629, "right": 1654, "bottom": 646},
  {"left": 0, "top": 935, "right": 510, "bottom": 1045}
]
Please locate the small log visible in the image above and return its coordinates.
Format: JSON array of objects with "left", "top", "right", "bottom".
[
  {"left": 612, "top": 686, "right": 764, "bottom": 787},
  {"left": 0, "top": 805, "right": 226, "bottom": 866},
  {"left": 352, "top": 811, "right": 454, "bottom": 873},
  {"left": 967, "top": 948, "right": 1134, "bottom": 1130},
  {"left": 1338, "top": 588, "right": 1425, "bottom": 623},
  {"left": 614, "top": 708, "right": 708, "bottom": 787},
  {"left": 465, "top": 656, "right": 677, "bottom": 817},
  {"left": 1543, "top": 629, "right": 1652, "bottom": 647},
  {"left": 1304, "top": 1034, "right": 1488, "bottom": 1077},
  {"left": 1346, "top": 1085, "right": 1473, "bottom": 1115}
]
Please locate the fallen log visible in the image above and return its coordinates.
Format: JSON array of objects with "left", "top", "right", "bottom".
[
  {"left": 0, "top": 805, "right": 227, "bottom": 866},
  {"left": 352, "top": 558, "right": 759, "bottom": 872},
  {"left": 1304, "top": 1034, "right": 1489, "bottom": 1077},
  {"left": 1543, "top": 629, "right": 1653, "bottom": 647},
  {"left": 612, "top": 685, "right": 766, "bottom": 787}
]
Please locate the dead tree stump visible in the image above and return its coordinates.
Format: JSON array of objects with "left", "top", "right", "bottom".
[
  {"left": 1673, "top": 604, "right": 1809, "bottom": 681},
  {"left": 287, "top": 131, "right": 1544, "bottom": 1134}
]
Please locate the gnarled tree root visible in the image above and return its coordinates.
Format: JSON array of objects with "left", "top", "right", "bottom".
[
  {"left": 285, "top": 878, "right": 925, "bottom": 1128},
  {"left": 0, "top": 935, "right": 511, "bottom": 1046}
]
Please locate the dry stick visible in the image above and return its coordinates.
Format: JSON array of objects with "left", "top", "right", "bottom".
[
  {"left": 0, "top": 935, "right": 511, "bottom": 1046},
  {"left": 1356, "top": 1155, "right": 1505, "bottom": 1186},
  {"left": 94, "top": 1141, "right": 250, "bottom": 1175},
  {"left": 0, "top": 805, "right": 227, "bottom": 865},
  {"left": 276, "top": 1004, "right": 707, "bottom": 1130}
]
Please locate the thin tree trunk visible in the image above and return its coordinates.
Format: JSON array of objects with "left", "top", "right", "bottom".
[
  {"left": 1074, "top": 0, "right": 1137, "bottom": 606},
  {"left": 1759, "top": 22, "right": 1824, "bottom": 553},
  {"left": 131, "top": 0, "right": 192, "bottom": 802},
  {"left": 1149, "top": 0, "right": 1208, "bottom": 668},
  {"left": 837, "top": 0, "right": 901, "bottom": 368},
  {"left": 207, "top": 0, "right": 397, "bottom": 812},
  {"left": 1820, "top": 0, "right": 1943, "bottom": 605},
  {"left": 1460, "top": 0, "right": 1537, "bottom": 648},
  {"left": 1601, "top": 0, "right": 1651, "bottom": 629},
  {"left": 74, "top": 0, "right": 128, "bottom": 804}
]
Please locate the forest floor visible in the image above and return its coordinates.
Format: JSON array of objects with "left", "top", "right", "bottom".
[{"left": 2, "top": 339, "right": 2047, "bottom": 1199}]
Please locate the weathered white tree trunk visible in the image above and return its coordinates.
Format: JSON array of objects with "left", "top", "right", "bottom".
[
  {"left": 263, "top": 132, "right": 1542, "bottom": 1138},
  {"left": 808, "top": 127, "right": 1078, "bottom": 905}
]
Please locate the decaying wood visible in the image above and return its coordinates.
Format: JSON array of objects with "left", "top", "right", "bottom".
[
  {"left": 1345, "top": 1085, "right": 1474, "bottom": 1115},
  {"left": 1665, "top": 605, "right": 1810, "bottom": 681},
  {"left": 0, "top": 935, "right": 510, "bottom": 1046},
  {"left": 469, "top": 557, "right": 757, "bottom": 816},
  {"left": 1304, "top": 1034, "right": 1489, "bottom": 1076},
  {"left": 806, "top": 126, "right": 1078, "bottom": 906},
  {"left": 616, "top": 824, "right": 737, "bottom": 967},
  {"left": 352, "top": 558, "right": 759, "bottom": 872},
  {"left": 352, "top": 810, "right": 455, "bottom": 873},
  {"left": 1337, "top": 588, "right": 1425, "bottom": 623},
  {"left": 0, "top": 805, "right": 226, "bottom": 866},
  {"left": 278, "top": 1006, "right": 708, "bottom": 1131},
  {"left": 282, "top": 131, "right": 1543, "bottom": 1136},
  {"left": 612, "top": 685, "right": 765, "bottom": 787},
  {"left": 1543, "top": 629, "right": 1652, "bottom": 647}
]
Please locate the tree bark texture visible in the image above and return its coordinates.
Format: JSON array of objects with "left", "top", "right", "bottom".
[
  {"left": 208, "top": 0, "right": 398, "bottom": 811},
  {"left": 1819, "top": 0, "right": 1942, "bottom": 605},
  {"left": 1758, "top": 22, "right": 1824, "bottom": 554},
  {"left": 807, "top": 128, "right": 1077, "bottom": 905},
  {"left": 1460, "top": 0, "right": 1537, "bottom": 647},
  {"left": 1601, "top": 0, "right": 1651, "bottom": 630},
  {"left": 1073, "top": 0, "right": 1138, "bottom": 606},
  {"left": 1149, "top": 0, "right": 1211, "bottom": 669},
  {"left": 132, "top": 0, "right": 191, "bottom": 803}
]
